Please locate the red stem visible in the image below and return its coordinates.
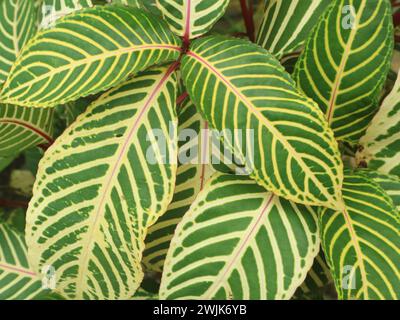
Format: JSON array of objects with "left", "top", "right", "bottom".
[
  {"left": 239, "top": 0, "right": 255, "bottom": 42},
  {"left": 177, "top": 92, "right": 189, "bottom": 105},
  {"left": 394, "top": 11, "right": 400, "bottom": 27}
]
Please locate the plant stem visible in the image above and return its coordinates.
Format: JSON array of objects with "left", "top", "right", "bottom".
[
  {"left": 240, "top": 0, "right": 255, "bottom": 42},
  {"left": 177, "top": 92, "right": 189, "bottom": 105}
]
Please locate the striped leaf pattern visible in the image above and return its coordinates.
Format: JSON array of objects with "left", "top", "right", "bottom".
[
  {"left": 38, "top": 0, "right": 93, "bottom": 29},
  {"left": 320, "top": 171, "right": 400, "bottom": 299},
  {"left": 160, "top": 173, "right": 320, "bottom": 300},
  {"left": 294, "top": 0, "right": 394, "bottom": 142},
  {"left": 0, "top": 0, "right": 38, "bottom": 84},
  {"left": 257, "top": 0, "right": 331, "bottom": 59},
  {"left": 0, "top": 222, "right": 50, "bottom": 300},
  {"left": 0, "top": 5, "right": 182, "bottom": 108},
  {"left": 0, "top": 208, "right": 26, "bottom": 234},
  {"left": 156, "top": 0, "right": 230, "bottom": 40},
  {"left": 358, "top": 170, "right": 400, "bottom": 212},
  {"left": 357, "top": 72, "right": 400, "bottom": 176},
  {"left": 0, "top": 104, "right": 55, "bottom": 156},
  {"left": 25, "top": 65, "right": 179, "bottom": 299},
  {"left": 182, "top": 36, "right": 343, "bottom": 209},
  {"left": 55, "top": 98, "right": 89, "bottom": 129},
  {"left": 143, "top": 98, "right": 214, "bottom": 272}
]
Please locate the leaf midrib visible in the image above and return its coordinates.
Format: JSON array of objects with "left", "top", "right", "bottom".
[
  {"left": 0, "top": 262, "right": 37, "bottom": 278},
  {"left": 75, "top": 62, "right": 179, "bottom": 298},
  {"left": 326, "top": 1, "right": 366, "bottom": 124},
  {"left": 203, "top": 194, "right": 275, "bottom": 299},
  {"left": 1, "top": 44, "right": 181, "bottom": 101},
  {"left": 187, "top": 50, "right": 335, "bottom": 206},
  {"left": 0, "top": 118, "right": 53, "bottom": 144},
  {"left": 340, "top": 202, "right": 369, "bottom": 299}
]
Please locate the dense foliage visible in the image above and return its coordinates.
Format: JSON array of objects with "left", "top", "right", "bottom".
[{"left": 0, "top": 0, "right": 399, "bottom": 300}]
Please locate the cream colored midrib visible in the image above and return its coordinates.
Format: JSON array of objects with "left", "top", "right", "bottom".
[
  {"left": 75, "top": 66, "right": 175, "bottom": 298},
  {"left": 189, "top": 51, "right": 338, "bottom": 207},
  {"left": 341, "top": 203, "right": 369, "bottom": 299},
  {"left": 2, "top": 44, "right": 180, "bottom": 99},
  {"left": 326, "top": 1, "right": 366, "bottom": 124}
]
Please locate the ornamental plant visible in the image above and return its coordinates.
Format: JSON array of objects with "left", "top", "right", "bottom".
[{"left": 0, "top": 0, "right": 399, "bottom": 300}]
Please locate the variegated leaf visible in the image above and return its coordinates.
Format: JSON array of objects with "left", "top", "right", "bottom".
[
  {"left": 182, "top": 36, "right": 343, "bottom": 209},
  {"left": 257, "top": 0, "right": 331, "bottom": 59},
  {"left": 0, "top": 104, "right": 54, "bottom": 156},
  {"left": 294, "top": 0, "right": 393, "bottom": 142},
  {"left": 38, "top": 0, "right": 93, "bottom": 30},
  {"left": 320, "top": 171, "right": 400, "bottom": 299},
  {"left": 0, "top": 0, "right": 38, "bottom": 84},
  {"left": 0, "top": 5, "right": 181, "bottom": 108},
  {"left": 143, "top": 97, "right": 214, "bottom": 273},
  {"left": 160, "top": 173, "right": 320, "bottom": 300},
  {"left": 26, "top": 65, "right": 178, "bottom": 299},
  {"left": 0, "top": 222, "right": 52, "bottom": 300},
  {"left": 156, "top": 0, "right": 230, "bottom": 40},
  {"left": 357, "top": 72, "right": 400, "bottom": 176},
  {"left": 358, "top": 170, "right": 400, "bottom": 212}
]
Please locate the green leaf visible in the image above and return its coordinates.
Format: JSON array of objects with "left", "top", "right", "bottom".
[
  {"left": 160, "top": 173, "right": 320, "bottom": 300},
  {"left": 0, "top": 0, "right": 38, "bottom": 84},
  {"left": 0, "top": 208, "right": 26, "bottom": 234},
  {"left": 25, "top": 65, "right": 179, "bottom": 299},
  {"left": 156, "top": 0, "right": 230, "bottom": 40},
  {"left": 143, "top": 98, "right": 214, "bottom": 273},
  {"left": 181, "top": 35, "right": 343, "bottom": 209},
  {"left": 38, "top": 0, "right": 93, "bottom": 30},
  {"left": 358, "top": 170, "right": 400, "bottom": 212},
  {"left": 294, "top": 0, "right": 393, "bottom": 142},
  {"left": 0, "top": 222, "right": 52, "bottom": 300},
  {"left": 257, "top": 0, "right": 331, "bottom": 59},
  {"left": 0, "top": 104, "right": 55, "bottom": 156},
  {"left": 0, "top": 5, "right": 181, "bottom": 107},
  {"left": 357, "top": 72, "right": 400, "bottom": 177},
  {"left": 320, "top": 171, "right": 400, "bottom": 299},
  {"left": 56, "top": 98, "right": 89, "bottom": 128}
]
